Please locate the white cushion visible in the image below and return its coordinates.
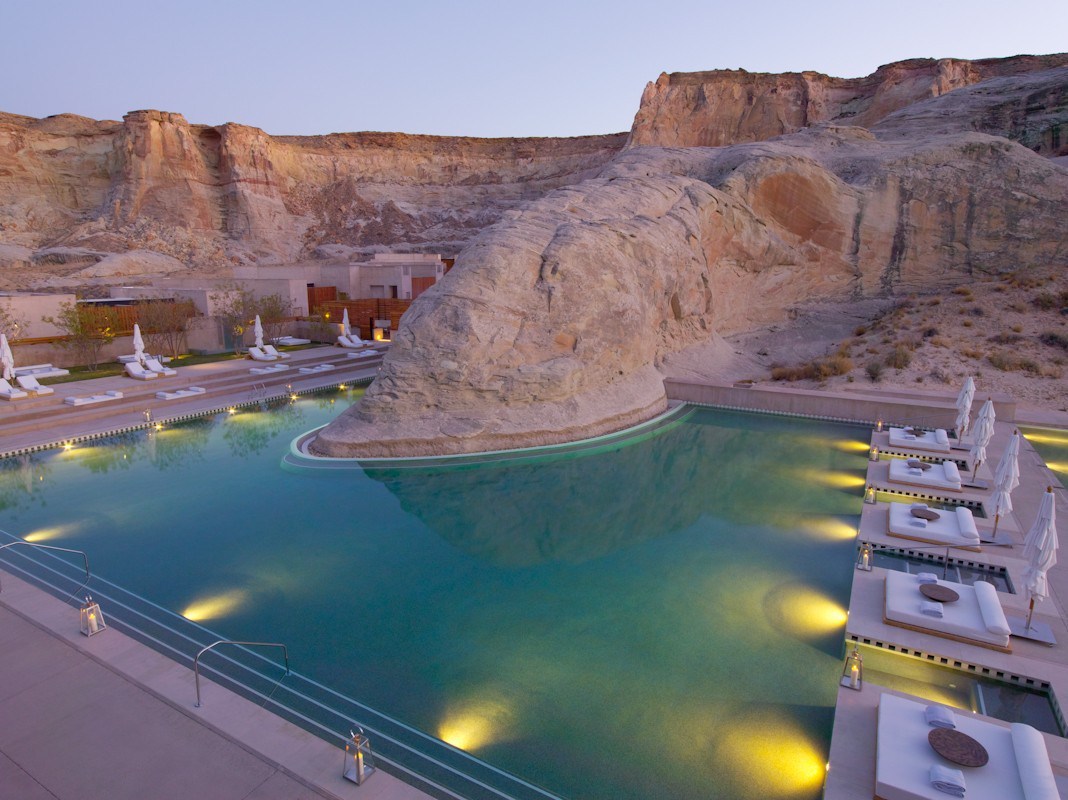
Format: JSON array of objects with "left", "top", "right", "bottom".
[
  {"left": 935, "top": 428, "right": 949, "bottom": 444},
  {"left": 974, "top": 580, "right": 1011, "bottom": 636},
  {"left": 943, "top": 461, "right": 961, "bottom": 483},
  {"left": 1011, "top": 724, "right": 1059, "bottom": 800}
]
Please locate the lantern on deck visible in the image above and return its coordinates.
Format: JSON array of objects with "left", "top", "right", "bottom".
[
  {"left": 840, "top": 647, "right": 863, "bottom": 690},
  {"left": 869, "top": 445, "right": 880, "bottom": 462},
  {"left": 856, "top": 541, "right": 873, "bottom": 572},
  {"left": 343, "top": 728, "right": 376, "bottom": 785},
  {"left": 864, "top": 485, "right": 877, "bottom": 505},
  {"left": 79, "top": 596, "right": 106, "bottom": 637}
]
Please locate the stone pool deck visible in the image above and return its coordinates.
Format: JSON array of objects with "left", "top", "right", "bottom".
[{"left": 823, "top": 417, "right": 1068, "bottom": 800}]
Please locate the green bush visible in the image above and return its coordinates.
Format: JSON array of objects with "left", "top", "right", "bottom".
[{"left": 886, "top": 346, "right": 912, "bottom": 369}]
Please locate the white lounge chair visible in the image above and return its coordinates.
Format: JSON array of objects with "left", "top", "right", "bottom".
[
  {"left": 337, "top": 334, "right": 367, "bottom": 349},
  {"left": 14, "top": 363, "right": 69, "bottom": 378},
  {"left": 64, "top": 390, "right": 123, "bottom": 407},
  {"left": 144, "top": 358, "right": 177, "bottom": 377},
  {"left": 876, "top": 692, "right": 1058, "bottom": 800},
  {"left": 125, "top": 362, "right": 160, "bottom": 381},
  {"left": 247, "top": 346, "right": 278, "bottom": 362},
  {"left": 0, "top": 378, "right": 28, "bottom": 400},
  {"left": 887, "top": 502, "right": 980, "bottom": 550},
  {"left": 888, "top": 458, "right": 963, "bottom": 493},
  {"left": 884, "top": 570, "right": 1011, "bottom": 652},
  {"left": 888, "top": 427, "right": 951, "bottom": 453},
  {"left": 262, "top": 345, "right": 289, "bottom": 359},
  {"left": 15, "top": 375, "right": 54, "bottom": 396}
]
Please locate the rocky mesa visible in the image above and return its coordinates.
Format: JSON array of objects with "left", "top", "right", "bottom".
[{"left": 311, "top": 55, "right": 1068, "bottom": 457}]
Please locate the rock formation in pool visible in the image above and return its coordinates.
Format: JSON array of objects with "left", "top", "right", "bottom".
[{"left": 311, "top": 55, "right": 1068, "bottom": 457}]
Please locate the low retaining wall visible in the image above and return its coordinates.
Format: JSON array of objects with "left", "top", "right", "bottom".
[{"left": 663, "top": 379, "right": 1016, "bottom": 427}]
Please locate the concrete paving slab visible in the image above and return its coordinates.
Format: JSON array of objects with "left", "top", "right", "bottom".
[{"left": 0, "top": 751, "right": 56, "bottom": 800}]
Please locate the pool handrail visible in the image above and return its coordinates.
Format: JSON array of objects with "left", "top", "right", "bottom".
[
  {"left": 0, "top": 540, "right": 90, "bottom": 598},
  {"left": 195, "top": 640, "right": 289, "bottom": 707}
]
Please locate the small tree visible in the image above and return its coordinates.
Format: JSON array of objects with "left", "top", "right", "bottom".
[
  {"left": 209, "top": 285, "right": 258, "bottom": 354},
  {"left": 0, "top": 301, "right": 28, "bottom": 342},
  {"left": 255, "top": 293, "right": 294, "bottom": 345},
  {"left": 137, "top": 300, "right": 195, "bottom": 360},
  {"left": 43, "top": 302, "right": 116, "bottom": 370}
]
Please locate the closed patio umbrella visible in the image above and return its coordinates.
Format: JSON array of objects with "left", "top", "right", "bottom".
[
  {"left": 254, "top": 315, "right": 264, "bottom": 349},
  {"left": 1022, "top": 487, "right": 1058, "bottom": 632},
  {"left": 955, "top": 376, "right": 976, "bottom": 441},
  {"left": 989, "top": 430, "right": 1020, "bottom": 536},
  {"left": 969, "top": 398, "right": 995, "bottom": 479},
  {"left": 0, "top": 333, "right": 14, "bottom": 381},
  {"left": 341, "top": 308, "right": 350, "bottom": 338},
  {"left": 132, "top": 323, "right": 145, "bottom": 365}
]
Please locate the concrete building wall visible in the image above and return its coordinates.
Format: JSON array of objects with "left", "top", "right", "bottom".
[{"left": 0, "top": 293, "right": 78, "bottom": 339}]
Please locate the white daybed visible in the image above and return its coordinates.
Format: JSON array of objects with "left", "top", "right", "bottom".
[
  {"left": 64, "top": 390, "right": 123, "bottom": 407},
  {"left": 888, "top": 427, "right": 952, "bottom": 454},
  {"left": 337, "top": 334, "right": 367, "bottom": 349},
  {"left": 888, "top": 459, "right": 963, "bottom": 493},
  {"left": 144, "top": 358, "right": 176, "bottom": 377},
  {"left": 887, "top": 503, "right": 981, "bottom": 550},
  {"left": 876, "top": 692, "right": 1058, "bottom": 800},
  {"left": 247, "top": 346, "right": 279, "bottom": 362},
  {"left": 14, "top": 363, "right": 69, "bottom": 379},
  {"left": 261, "top": 345, "right": 289, "bottom": 359},
  {"left": 0, "top": 378, "right": 28, "bottom": 400},
  {"left": 884, "top": 571, "right": 1011, "bottom": 652}
]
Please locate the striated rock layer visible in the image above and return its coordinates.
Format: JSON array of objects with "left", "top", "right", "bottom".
[
  {"left": 312, "top": 56, "right": 1068, "bottom": 457},
  {"left": 0, "top": 110, "right": 627, "bottom": 273}
]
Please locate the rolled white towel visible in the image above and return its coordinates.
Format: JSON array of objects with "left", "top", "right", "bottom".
[
  {"left": 916, "top": 572, "right": 939, "bottom": 584},
  {"left": 905, "top": 433, "right": 918, "bottom": 440},
  {"left": 930, "top": 764, "right": 966, "bottom": 797},
  {"left": 921, "top": 600, "right": 944, "bottom": 618},
  {"left": 911, "top": 517, "right": 928, "bottom": 528},
  {"left": 909, "top": 467, "right": 924, "bottom": 476},
  {"left": 924, "top": 704, "right": 956, "bottom": 729}
]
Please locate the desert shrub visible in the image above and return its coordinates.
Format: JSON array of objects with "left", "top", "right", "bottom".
[
  {"left": 961, "top": 348, "right": 983, "bottom": 359},
  {"left": 969, "top": 306, "right": 985, "bottom": 316},
  {"left": 930, "top": 337, "right": 948, "bottom": 348},
  {"left": 1032, "top": 290, "right": 1068, "bottom": 310},
  {"left": 992, "top": 284, "right": 1008, "bottom": 293},
  {"left": 962, "top": 319, "right": 973, "bottom": 328},
  {"left": 854, "top": 325, "right": 868, "bottom": 336},
  {"left": 1008, "top": 302, "right": 1029, "bottom": 313},
  {"left": 866, "top": 346, "right": 879, "bottom": 354},
  {"left": 928, "top": 298, "right": 942, "bottom": 306},
  {"left": 886, "top": 346, "right": 912, "bottom": 369},
  {"left": 922, "top": 326, "right": 939, "bottom": 338},
  {"left": 952, "top": 286, "right": 973, "bottom": 296},
  {"left": 1011, "top": 324, "right": 1023, "bottom": 333},
  {"left": 929, "top": 368, "right": 952, "bottom": 384},
  {"left": 1039, "top": 331, "right": 1068, "bottom": 350},
  {"left": 989, "top": 351, "right": 1042, "bottom": 374},
  {"left": 770, "top": 355, "right": 853, "bottom": 382},
  {"left": 865, "top": 360, "right": 885, "bottom": 383},
  {"left": 988, "top": 332, "right": 1023, "bottom": 345}
]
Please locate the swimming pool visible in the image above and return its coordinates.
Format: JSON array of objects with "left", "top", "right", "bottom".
[{"left": 0, "top": 394, "right": 868, "bottom": 800}]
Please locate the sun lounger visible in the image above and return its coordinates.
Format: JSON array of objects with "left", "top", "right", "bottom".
[
  {"left": 888, "top": 427, "right": 951, "bottom": 454},
  {"left": 887, "top": 503, "right": 980, "bottom": 550},
  {"left": 271, "top": 337, "right": 310, "bottom": 346},
  {"left": 125, "top": 362, "right": 160, "bottom": 381},
  {"left": 14, "top": 363, "right": 70, "bottom": 379},
  {"left": 155, "top": 387, "right": 206, "bottom": 400},
  {"left": 261, "top": 345, "right": 289, "bottom": 359},
  {"left": 247, "top": 346, "right": 279, "bottom": 362},
  {"left": 14, "top": 375, "right": 54, "bottom": 396},
  {"left": 337, "top": 335, "right": 369, "bottom": 349},
  {"left": 0, "top": 378, "right": 28, "bottom": 400},
  {"left": 298, "top": 363, "right": 335, "bottom": 374},
  {"left": 888, "top": 458, "right": 963, "bottom": 493},
  {"left": 64, "top": 390, "right": 123, "bottom": 407},
  {"left": 249, "top": 363, "right": 290, "bottom": 375},
  {"left": 144, "top": 358, "right": 177, "bottom": 377},
  {"left": 884, "top": 571, "right": 1011, "bottom": 652},
  {"left": 876, "top": 692, "right": 1058, "bottom": 800}
]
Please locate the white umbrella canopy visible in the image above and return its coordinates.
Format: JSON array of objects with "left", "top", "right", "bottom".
[
  {"left": 990, "top": 430, "right": 1021, "bottom": 534},
  {"left": 1023, "top": 487, "right": 1058, "bottom": 630},
  {"left": 0, "top": 333, "right": 14, "bottom": 381},
  {"left": 955, "top": 376, "right": 976, "bottom": 440},
  {"left": 341, "top": 308, "right": 350, "bottom": 338},
  {"left": 969, "top": 398, "right": 996, "bottom": 476},
  {"left": 132, "top": 324, "right": 146, "bottom": 365},
  {"left": 254, "top": 315, "right": 264, "bottom": 349}
]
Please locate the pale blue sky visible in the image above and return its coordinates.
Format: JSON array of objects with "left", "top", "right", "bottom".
[{"left": 2, "top": 0, "right": 1065, "bottom": 137}]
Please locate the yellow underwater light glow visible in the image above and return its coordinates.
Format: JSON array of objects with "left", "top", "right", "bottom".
[
  {"left": 181, "top": 589, "right": 249, "bottom": 621},
  {"left": 714, "top": 713, "right": 825, "bottom": 797}
]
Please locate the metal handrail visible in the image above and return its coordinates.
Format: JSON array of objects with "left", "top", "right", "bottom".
[
  {"left": 0, "top": 541, "right": 90, "bottom": 596},
  {"left": 194, "top": 640, "right": 289, "bottom": 707}
]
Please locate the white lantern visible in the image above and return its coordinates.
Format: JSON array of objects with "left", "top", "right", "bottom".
[
  {"left": 343, "top": 728, "right": 376, "bottom": 785},
  {"left": 79, "top": 596, "right": 106, "bottom": 637}
]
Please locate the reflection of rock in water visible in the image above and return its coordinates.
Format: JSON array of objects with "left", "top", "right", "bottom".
[{"left": 365, "top": 412, "right": 863, "bottom": 566}]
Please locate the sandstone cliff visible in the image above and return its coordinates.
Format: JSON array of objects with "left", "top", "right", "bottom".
[
  {"left": 0, "top": 110, "right": 626, "bottom": 279},
  {"left": 312, "top": 56, "right": 1068, "bottom": 457}
]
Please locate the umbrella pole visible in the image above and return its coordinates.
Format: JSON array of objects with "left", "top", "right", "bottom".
[
  {"left": 992, "top": 504, "right": 1001, "bottom": 536},
  {"left": 1025, "top": 597, "right": 1036, "bottom": 632}
]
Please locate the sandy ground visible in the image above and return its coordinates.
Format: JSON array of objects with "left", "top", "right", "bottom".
[{"left": 661, "top": 267, "right": 1068, "bottom": 415}]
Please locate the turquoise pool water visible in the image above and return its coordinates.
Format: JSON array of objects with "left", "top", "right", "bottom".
[
  {"left": 0, "top": 394, "right": 868, "bottom": 800},
  {"left": 1021, "top": 427, "right": 1068, "bottom": 484}
]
